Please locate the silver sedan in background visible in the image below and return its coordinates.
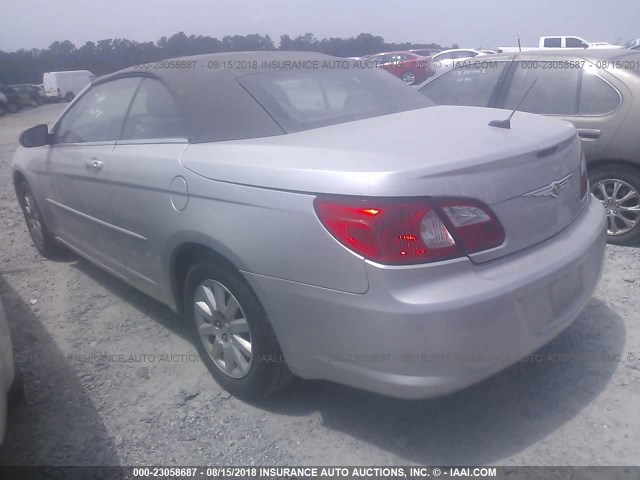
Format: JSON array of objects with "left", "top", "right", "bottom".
[{"left": 13, "top": 52, "right": 606, "bottom": 400}]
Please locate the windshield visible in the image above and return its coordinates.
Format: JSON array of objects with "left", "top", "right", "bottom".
[{"left": 239, "top": 67, "right": 434, "bottom": 132}]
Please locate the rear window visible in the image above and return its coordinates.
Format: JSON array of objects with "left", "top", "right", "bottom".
[{"left": 239, "top": 68, "right": 433, "bottom": 132}]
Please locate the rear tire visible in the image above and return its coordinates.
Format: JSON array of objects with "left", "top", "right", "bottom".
[
  {"left": 184, "top": 256, "right": 291, "bottom": 400},
  {"left": 16, "top": 181, "right": 61, "bottom": 258},
  {"left": 8, "top": 102, "right": 19, "bottom": 113},
  {"left": 589, "top": 164, "right": 640, "bottom": 245},
  {"left": 36, "top": 97, "right": 44, "bottom": 106}
]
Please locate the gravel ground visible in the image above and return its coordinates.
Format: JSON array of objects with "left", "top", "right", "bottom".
[{"left": 0, "top": 104, "right": 638, "bottom": 467}]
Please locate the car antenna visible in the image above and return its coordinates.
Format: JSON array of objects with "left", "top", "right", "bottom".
[{"left": 488, "top": 78, "right": 537, "bottom": 129}]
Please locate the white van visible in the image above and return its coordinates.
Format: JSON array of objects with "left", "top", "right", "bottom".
[{"left": 42, "top": 70, "right": 95, "bottom": 102}]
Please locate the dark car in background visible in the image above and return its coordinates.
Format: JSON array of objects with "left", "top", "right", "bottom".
[
  {"left": 5, "top": 85, "right": 32, "bottom": 108},
  {"left": 0, "top": 86, "right": 22, "bottom": 113},
  {"left": 10, "top": 85, "right": 44, "bottom": 106},
  {"left": 418, "top": 49, "right": 640, "bottom": 245},
  {"left": 0, "top": 92, "right": 8, "bottom": 115},
  {"left": 367, "top": 51, "right": 435, "bottom": 85}
]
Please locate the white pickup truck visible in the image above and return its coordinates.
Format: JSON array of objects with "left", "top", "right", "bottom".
[{"left": 498, "top": 36, "right": 624, "bottom": 53}]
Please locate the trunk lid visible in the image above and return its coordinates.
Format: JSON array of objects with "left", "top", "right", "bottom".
[{"left": 182, "top": 105, "right": 584, "bottom": 261}]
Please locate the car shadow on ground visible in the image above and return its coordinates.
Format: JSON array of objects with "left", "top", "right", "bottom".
[
  {"left": 67, "top": 255, "right": 625, "bottom": 465},
  {"left": 260, "top": 299, "right": 625, "bottom": 465},
  {"left": 0, "top": 274, "right": 121, "bottom": 466}
]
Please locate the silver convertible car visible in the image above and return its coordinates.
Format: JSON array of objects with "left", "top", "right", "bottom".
[{"left": 13, "top": 52, "right": 606, "bottom": 400}]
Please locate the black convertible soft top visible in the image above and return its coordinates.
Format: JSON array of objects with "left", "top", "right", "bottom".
[{"left": 97, "top": 51, "right": 348, "bottom": 143}]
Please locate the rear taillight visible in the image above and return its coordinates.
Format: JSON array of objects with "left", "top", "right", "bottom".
[
  {"left": 314, "top": 196, "right": 504, "bottom": 265},
  {"left": 432, "top": 199, "right": 505, "bottom": 254},
  {"left": 580, "top": 153, "right": 588, "bottom": 199}
]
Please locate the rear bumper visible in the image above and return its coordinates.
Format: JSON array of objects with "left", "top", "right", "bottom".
[{"left": 245, "top": 196, "right": 606, "bottom": 399}]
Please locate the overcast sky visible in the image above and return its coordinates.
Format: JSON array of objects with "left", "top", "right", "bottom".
[{"left": 1, "top": 0, "right": 639, "bottom": 52}]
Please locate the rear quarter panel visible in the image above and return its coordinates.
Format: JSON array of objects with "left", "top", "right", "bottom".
[{"left": 167, "top": 166, "right": 369, "bottom": 294}]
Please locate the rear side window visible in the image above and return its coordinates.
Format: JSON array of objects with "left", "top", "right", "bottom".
[
  {"left": 544, "top": 38, "right": 561, "bottom": 47},
  {"left": 435, "top": 52, "right": 455, "bottom": 61},
  {"left": 579, "top": 73, "right": 620, "bottom": 114},
  {"left": 121, "top": 78, "right": 185, "bottom": 140},
  {"left": 418, "top": 63, "right": 507, "bottom": 107},
  {"left": 504, "top": 63, "right": 580, "bottom": 115},
  {"left": 54, "top": 77, "right": 142, "bottom": 143}
]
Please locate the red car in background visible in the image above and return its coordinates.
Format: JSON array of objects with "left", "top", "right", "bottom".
[{"left": 365, "top": 51, "right": 435, "bottom": 85}]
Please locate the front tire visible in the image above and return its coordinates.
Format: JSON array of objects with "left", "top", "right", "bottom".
[
  {"left": 64, "top": 92, "right": 75, "bottom": 102},
  {"left": 184, "top": 257, "right": 291, "bottom": 400},
  {"left": 16, "top": 181, "right": 61, "bottom": 257},
  {"left": 589, "top": 164, "right": 640, "bottom": 245},
  {"left": 8, "top": 102, "right": 19, "bottom": 113}
]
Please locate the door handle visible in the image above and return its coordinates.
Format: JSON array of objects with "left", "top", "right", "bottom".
[
  {"left": 85, "top": 158, "right": 104, "bottom": 170},
  {"left": 577, "top": 128, "right": 602, "bottom": 139}
]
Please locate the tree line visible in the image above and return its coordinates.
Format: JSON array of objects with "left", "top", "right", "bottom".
[{"left": 0, "top": 32, "right": 448, "bottom": 85}]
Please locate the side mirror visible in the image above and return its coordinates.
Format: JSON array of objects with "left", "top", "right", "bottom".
[{"left": 19, "top": 124, "right": 51, "bottom": 148}]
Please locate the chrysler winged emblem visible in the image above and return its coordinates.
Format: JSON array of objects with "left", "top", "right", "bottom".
[{"left": 522, "top": 173, "right": 573, "bottom": 198}]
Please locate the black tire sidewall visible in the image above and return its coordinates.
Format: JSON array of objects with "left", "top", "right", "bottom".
[
  {"left": 184, "top": 260, "right": 285, "bottom": 400},
  {"left": 589, "top": 164, "right": 640, "bottom": 245},
  {"left": 17, "top": 181, "right": 57, "bottom": 256}
]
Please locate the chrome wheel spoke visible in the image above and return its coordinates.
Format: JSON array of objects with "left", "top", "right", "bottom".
[
  {"left": 222, "top": 344, "right": 236, "bottom": 372},
  {"left": 201, "top": 284, "right": 218, "bottom": 311},
  {"left": 616, "top": 214, "right": 636, "bottom": 227},
  {"left": 198, "top": 323, "right": 217, "bottom": 336},
  {"left": 228, "top": 318, "right": 249, "bottom": 334},
  {"left": 212, "top": 283, "right": 226, "bottom": 312},
  {"left": 224, "top": 296, "right": 240, "bottom": 319},
  {"left": 597, "top": 182, "right": 609, "bottom": 200},
  {"left": 618, "top": 190, "right": 638, "bottom": 203},
  {"left": 620, "top": 204, "right": 640, "bottom": 215},
  {"left": 195, "top": 300, "right": 212, "bottom": 318},
  {"left": 231, "top": 345, "right": 250, "bottom": 374},
  {"left": 611, "top": 180, "right": 622, "bottom": 199},
  {"left": 232, "top": 334, "right": 252, "bottom": 357}
]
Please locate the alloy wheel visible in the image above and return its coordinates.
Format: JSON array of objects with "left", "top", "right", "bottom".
[
  {"left": 193, "top": 279, "right": 253, "bottom": 378},
  {"left": 22, "top": 191, "right": 44, "bottom": 250},
  {"left": 591, "top": 178, "right": 640, "bottom": 236},
  {"left": 402, "top": 72, "right": 416, "bottom": 85}
]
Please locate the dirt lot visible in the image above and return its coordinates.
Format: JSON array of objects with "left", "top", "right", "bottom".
[{"left": 0, "top": 104, "right": 638, "bottom": 467}]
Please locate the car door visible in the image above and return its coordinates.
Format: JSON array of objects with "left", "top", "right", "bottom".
[
  {"left": 500, "top": 61, "right": 625, "bottom": 160},
  {"left": 47, "top": 76, "right": 143, "bottom": 272},
  {"left": 107, "top": 77, "right": 188, "bottom": 299}
]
